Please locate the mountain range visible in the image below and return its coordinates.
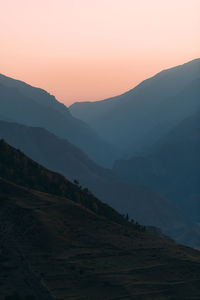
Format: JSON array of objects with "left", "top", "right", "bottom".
[
  {"left": 1, "top": 58, "right": 200, "bottom": 298},
  {"left": 0, "top": 59, "right": 200, "bottom": 249}
]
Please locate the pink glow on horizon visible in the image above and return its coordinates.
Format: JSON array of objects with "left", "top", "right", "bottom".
[{"left": 0, "top": 0, "right": 199, "bottom": 105}]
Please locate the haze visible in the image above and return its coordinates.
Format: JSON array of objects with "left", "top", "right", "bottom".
[{"left": 0, "top": 0, "right": 199, "bottom": 105}]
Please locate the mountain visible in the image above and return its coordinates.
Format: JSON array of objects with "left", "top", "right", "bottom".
[
  {"left": 0, "top": 139, "right": 130, "bottom": 225},
  {"left": 113, "top": 111, "right": 200, "bottom": 227},
  {"left": 70, "top": 58, "right": 200, "bottom": 157},
  {"left": 1, "top": 140, "right": 200, "bottom": 299},
  {"left": 0, "top": 73, "right": 116, "bottom": 167},
  {"left": 0, "top": 121, "right": 195, "bottom": 246}
]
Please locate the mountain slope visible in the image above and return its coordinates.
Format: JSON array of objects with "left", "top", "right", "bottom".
[
  {"left": 113, "top": 111, "right": 200, "bottom": 228},
  {"left": 70, "top": 58, "right": 200, "bottom": 156},
  {"left": 0, "top": 74, "right": 116, "bottom": 166},
  {"left": 1, "top": 141, "right": 200, "bottom": 299},
  {"left": 0, "top": 139, "right": 126, "bottom": 225},
  {"left": 0, "top": 122, "right": 193, "bottom": 245}
]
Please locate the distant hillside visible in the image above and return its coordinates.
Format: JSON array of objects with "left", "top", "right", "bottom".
[
  {"left": 0, "top": 74, "right": 116, "bottom": 167},
  {"left": 70, "top": 58, "right": 200, "bottom": 156},
  {"left": 1, "top": 141, "right": 200, "bottom": 299},
  {"left": 0, "top": 122, "right": 195, "bottom": 247},
  {"left": 113, "top": 111, "right": 200, "bottom": 226}
]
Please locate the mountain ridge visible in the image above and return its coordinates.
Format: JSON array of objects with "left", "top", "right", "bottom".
[{"left": 71, "top": 58, "right": 200, "bottom": 105}]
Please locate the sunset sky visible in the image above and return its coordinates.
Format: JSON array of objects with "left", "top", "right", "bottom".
[{"left": 0, "top": 0, "right": 199, "bottom": 105}]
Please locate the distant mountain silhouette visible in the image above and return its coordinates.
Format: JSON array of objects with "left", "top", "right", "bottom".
[
  {"left": 0, "top": 74, "right": 116, "bottom": 167},
  {"left": 0, "top": 121, "right": 199, "bottom": 248},
  {"left": 70, "top": 58, "right": 200, "bottom": 157},
  {"left": 113, "top": 111, "right": 200, "bottom": 234},
  {"left": 1, "top": 140, "right": 200, "bottom": 299}
]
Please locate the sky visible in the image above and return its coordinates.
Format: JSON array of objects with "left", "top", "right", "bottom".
[{"left": 0, "top": 0, "right": 199, "bottom": 106}]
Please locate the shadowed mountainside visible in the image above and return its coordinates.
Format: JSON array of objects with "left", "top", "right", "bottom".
[
  {"left": 0, "top": 73, "right": 117, "bottom": 167},
  {"left": 70, "top": 59, "right": 200, "bottom": 157},
  {"left": 1, "top": 141, "right": 200, "bottom": 299}
]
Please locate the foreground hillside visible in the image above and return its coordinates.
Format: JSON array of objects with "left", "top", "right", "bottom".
[
  {"left": 0, "top": 122, "right": 194, "bottom": 246},
  {"left": 1, "top": 142, "right": 200, "bottom": 299}
]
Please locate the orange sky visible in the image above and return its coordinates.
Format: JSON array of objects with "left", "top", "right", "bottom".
[{"left": 0, "top": 0, "right": 199, "bottom": 105}]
